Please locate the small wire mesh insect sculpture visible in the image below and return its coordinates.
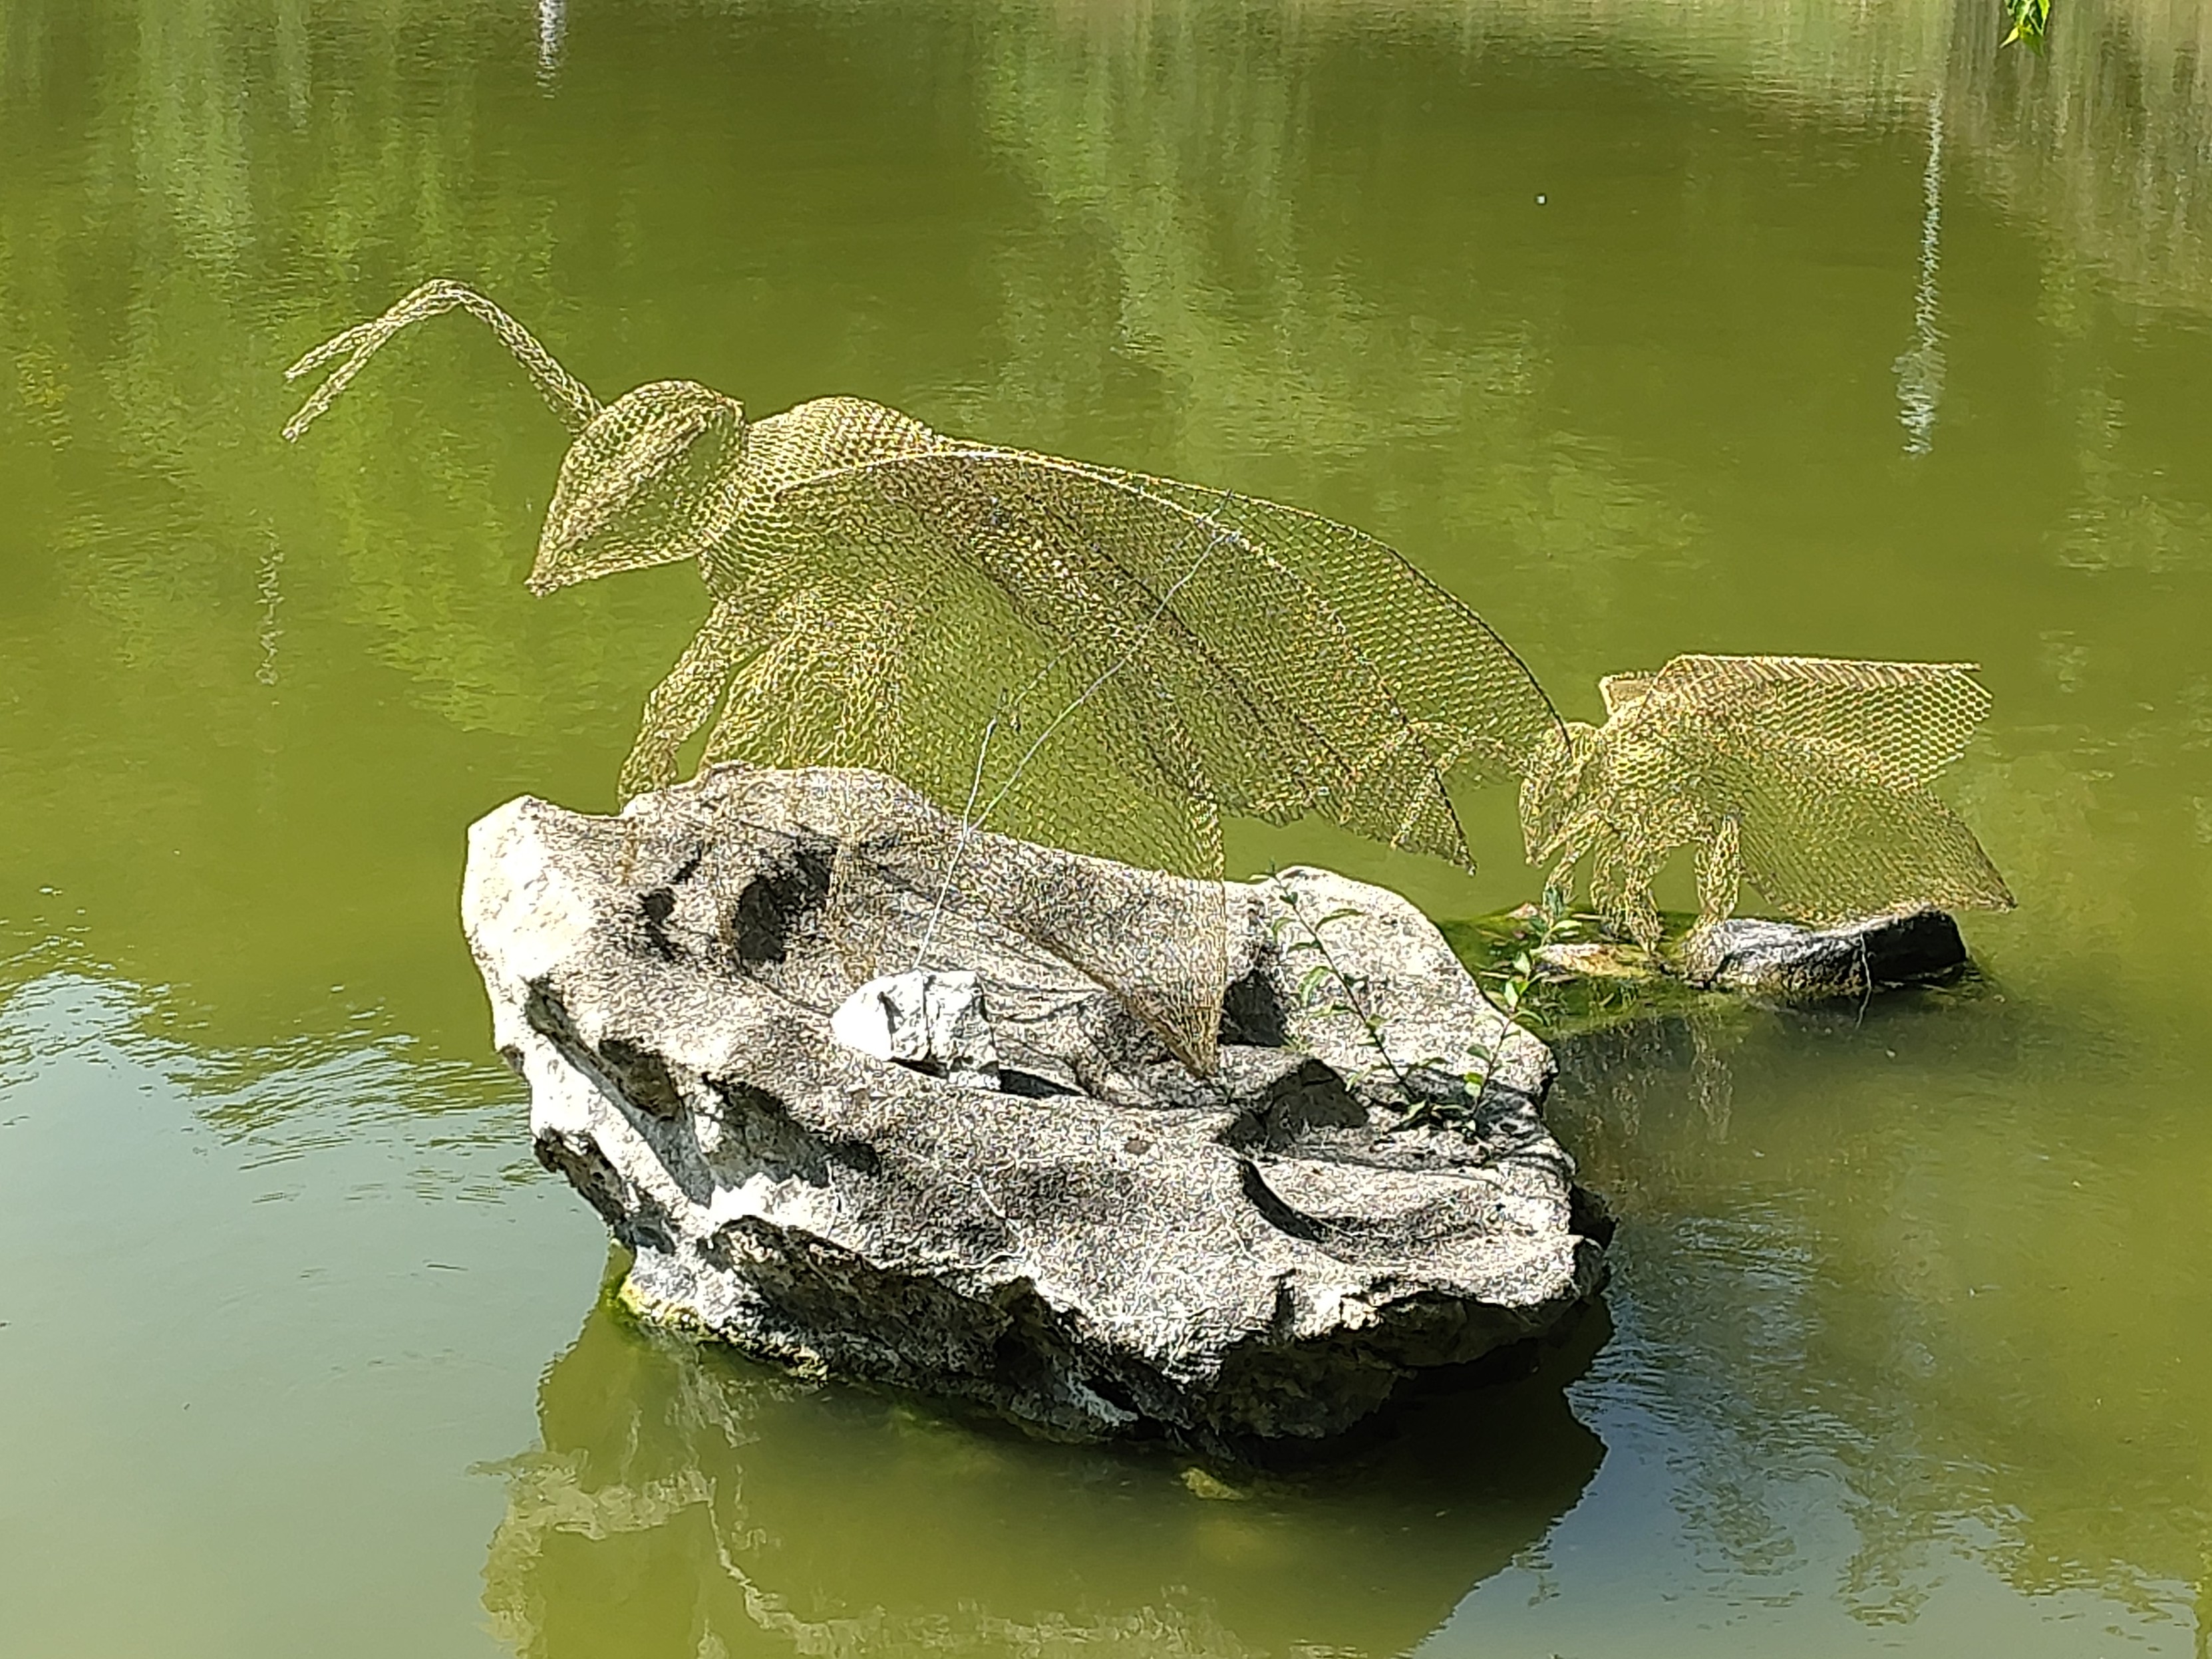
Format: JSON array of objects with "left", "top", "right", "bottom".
[
  {"left": 285, "top": 283, "right": 2014, "bottom": 1066},
  {"left": 284, "top": 281, "right": 1561, "bottom": 1072},
  {"left": 1519, "top": 655, "right": 2015, "bottom": 949}
]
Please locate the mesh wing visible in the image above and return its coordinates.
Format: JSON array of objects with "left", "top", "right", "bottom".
[
  {"left": 1713, "top": 736, "right": 2014, "bottom": 925},
  {"left": 1637, "top": 654, "right": 1991, "bottom": 788},
  {"left": 1117, "top": 470, "right": 1563, "bottom": 788},
  {"left": 766, "top": 444, "right": 1559, "bottom": 861}
]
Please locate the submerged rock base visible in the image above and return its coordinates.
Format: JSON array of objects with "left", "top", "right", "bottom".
[
  {"left": 462, "top": 765, "right": 1609, "bottom": 1455},
  {"left": 1678, "top": 908, "right": 1970, "bottom": 1000},
  {"left": 1499, "top": 905, "right": 1975, "bottom": 1012}
]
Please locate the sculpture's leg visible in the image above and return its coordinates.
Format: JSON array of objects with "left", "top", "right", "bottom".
[
  {"left": 1694, "top": 814, "right": 1743, "bottom": 931},
  {"left": 618, "top": 598, "right": 754, "bottom": 799},
  {"left": 1540, "top": 824, "right": 1597, "bottom": 916},
  {"left": 1589, "top": 837, "right": 1665, "bottom": 951},
  {"left": 1619, "top": 881, "right": 1665, "bottom": 953}
]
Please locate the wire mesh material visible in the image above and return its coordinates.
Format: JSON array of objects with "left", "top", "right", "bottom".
[
  {"left": 285, "top": 285, "right": 2016, "bottom": 1058},
  {"left": 284, "top": 282, "right": 1561, "bottom": 1073},
  {"left": 1519, "top": 655, "right": 2016, "bottom": 948}
]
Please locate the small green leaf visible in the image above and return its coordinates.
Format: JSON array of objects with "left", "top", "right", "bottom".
[{"left": 2001, "top": 0, "right": 2049, "bottom": 49}]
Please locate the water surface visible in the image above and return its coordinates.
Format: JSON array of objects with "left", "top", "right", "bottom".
[{"left": 2, "top": 0, "right": 2208, "bottom": 1653}]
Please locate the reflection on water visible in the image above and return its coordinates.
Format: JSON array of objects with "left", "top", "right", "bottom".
[
  {"left": 1895, "top": 88, "right": 1945, "bottom": 455},
  {"left": 0, "top": 964, "right": 602, "bottom": 1659},
  {"left": 0, "top": 949, "right": 526, "bottom": 1184},
  {"left": 482, "top": 1290, "right": 1605, "bottom": 1659},
  {"left": 1546, "top": 988, "right": 2209, "bottom": 1632},
  {"left": 537, "top": 0, "right": 565, "bottom": 84}
]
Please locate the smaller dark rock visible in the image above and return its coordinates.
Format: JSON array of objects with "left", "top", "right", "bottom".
[{"left": 1678, "top": 908, "right": 1968, "bottom": 1000}]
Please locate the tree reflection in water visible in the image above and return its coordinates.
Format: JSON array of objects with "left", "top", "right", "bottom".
[{"left": 482, "top": 1282, "right": 1607, "bottom": 1658}]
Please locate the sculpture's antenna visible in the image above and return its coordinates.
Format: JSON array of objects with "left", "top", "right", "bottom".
[{"left": 282, "top": 279, "right": 601, "bottom": 442}]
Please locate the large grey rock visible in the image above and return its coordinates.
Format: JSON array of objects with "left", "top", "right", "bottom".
[
  {"left": 462, "top": 765, "right": 1609, "bottom": 1455},
  {"left": 1680, "top": 907, "right": 1969, "bottom": 1000}
]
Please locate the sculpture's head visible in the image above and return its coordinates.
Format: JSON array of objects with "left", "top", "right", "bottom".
[
  {"left": 1517, "top": 720, "right": 1598, "bottom": 864},
  {"left": 529, "top": 380, "right": 747, "bottom": 593}
]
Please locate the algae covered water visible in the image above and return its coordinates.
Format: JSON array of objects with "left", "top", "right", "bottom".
[{"left": 3, "top": 0, "right": 2209, "bottom": 1652}]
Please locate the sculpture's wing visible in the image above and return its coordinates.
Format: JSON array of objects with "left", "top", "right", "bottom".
[
  {"left": 1710, "top": 736, "right": 2015, "bottom": 924},
  {"left": 1598, "top": 673, "right": 1656, "bottom": 720},
  {"left": 1605, "top": 655, "right": 2012, "bottom": 925},
  {"left": 766, "top": 446, "right": 1561, "bottom": 867},
  {"left": 1114, "top": 469, "right": 1565, "bottom": 789},
  {"left": 1637, "top": 655, "right": 1990, "bottom": 788}
]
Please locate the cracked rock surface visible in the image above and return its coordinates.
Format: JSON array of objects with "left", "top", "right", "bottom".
[{"left": 462, "top": 765, "right": 1610, "bottom": 1453}]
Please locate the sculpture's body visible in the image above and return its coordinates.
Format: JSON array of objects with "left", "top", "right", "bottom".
[{"left": 285, "top": 283, "right": 1559, "bottom": 1070}]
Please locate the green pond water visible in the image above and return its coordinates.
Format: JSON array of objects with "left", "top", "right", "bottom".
[{"left": 3, "top": 0, "right": 2210, "bottom": 1652}]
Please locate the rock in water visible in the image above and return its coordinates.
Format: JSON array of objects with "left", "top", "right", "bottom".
[
  {"left": 462, "top": 765, "right": 1610, "bottom": 1454},
  {"left": 1680, "top": 908, "right": 1969, "bottom": 1000}
]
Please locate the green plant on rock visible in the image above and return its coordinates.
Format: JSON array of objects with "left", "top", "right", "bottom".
[
  {"left": 1267, "top": 881, "right": 1424, "bottom": 1105},
  {"left": 1476, "top": 885, "right": 1582, "bottom": 1034},
  {"left": 1268, "top": 877, "right": 1580, "bottom": 1129}
]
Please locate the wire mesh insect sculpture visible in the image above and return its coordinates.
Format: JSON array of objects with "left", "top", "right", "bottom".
[
  {"left": 284, "top": 283, "right": 2014, "bottom": 1067},
  {"left": 284, "top": 281, "right": 1562, "bottom": 1072},
  {"left": 1519, "top": 655, "right": 2015, "bottom": 949}
]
